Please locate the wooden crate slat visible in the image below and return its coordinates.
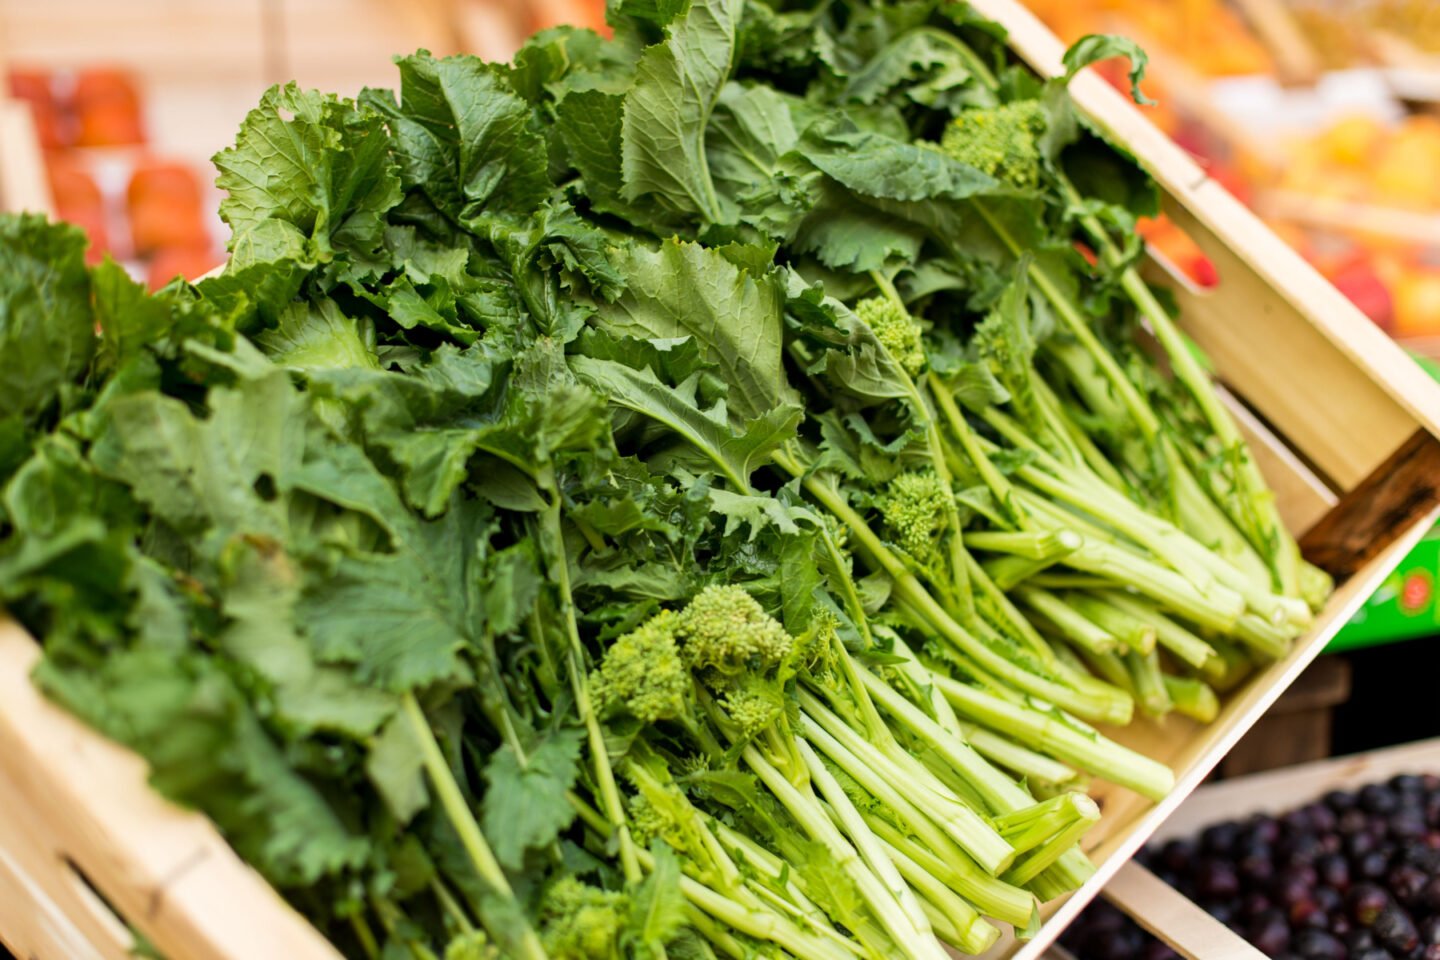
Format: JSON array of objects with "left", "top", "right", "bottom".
[
  {"left": 1103, "top": 862, "right": 1268, "bottom": 960},
  {"left": 0, "top": 622, "right": 341, "bottom": 960}
]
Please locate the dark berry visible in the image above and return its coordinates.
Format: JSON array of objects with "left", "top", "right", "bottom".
[
  {"left": 1292, "top": 898, "right": 1327, "bottom": 929},
  {"left": 1364, "top": 785, "right": 1402, "bottom": 817},
  {"left": 1195, "top": 859, "right": 1241, "bottom": 900},
  {"left": 1360, "top": 851, "right": 1392, "bottom": 880},
  {"left": 1319, "top": 853, "right": 1352, "bottom": 892},
  {"left": 1352, "top": 951, "right": 1394, "bottom": 960},
  {"left": 1392, "top": 810, "right": 1429, "bottom": 841},
  {"left": 1249, "top": 909, "right": 1292, "bottom": 954},
  {"left": 1159, "top": 838, "right": 1197, "bottom": 874},
  {"left": 1316, "top": 886, "right": 1344, "bottom": 915},
  {"left": 1349, "top": 830, "right": 1380, "bottom": 858},
  {"left": 1241, "top": 891, "right": 1274, "bottom": 919},
  {"left": 1240, "top": 842, "right": 1277, "bottom": 886},
  {"left": 1392, "top": 775, "right": 1425, "bottom": 797},
  {"left": 1294, "top": 928, "right": 1346, "bottom": 960},
  {"left": 1419, "top": 876, "right": 1440, "bottom": 914},
  {"left": 1202, "top": 821, "right": 1241, "bottom": 857},
  {"left": 1250, "top": 815, "right": 1283, "bottom": 846},
  {"left": 1284, "top": 832, "right": 1327, "bottom": 866},
  {"left": 1307, "top": 803, "right": 1339, "bottom": 835},
  {"left": 1414, "top": 946, "right": 1440, "bottom": 960},
  {"left": 1346, "top": 928, "right": 1378, "bottom": 953},
  {"left": 1328, "top": 790, "right": 1359, "bottom": 813},
  {"left": 1375, "top": 906, "right": 1420, "bottom": 954},
  {"left": 1390, "top": 865, "right": 1429, "bottom": 907},
  {"left": 1419, "top": 916, "right": 1440, "bottom": 947},
  {"left": 1333, "top": 915, "right": 1354, "bottom": 938},
  {"left": 1352, "top": 884, "right": 1394, "bottom": 926}
]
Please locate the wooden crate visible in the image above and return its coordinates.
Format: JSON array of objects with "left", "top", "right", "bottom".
[
  {"left": 1097, "top": 738, "right": 1440, "bottom": 960},
  {"left": 3, "top": 1, "right": 1440, "bottom": 958}
]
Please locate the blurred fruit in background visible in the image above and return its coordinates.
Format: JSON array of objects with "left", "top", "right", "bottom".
[
  {"left": 1026, "top": 0, "right": 1273, "bottom": 76},
  {"left": 74, "top": 68, "right": 145, "bottom": 147},
  {"left": 146, "top": 245, "right": 224, "bottom": 292},
  {"left": 7, "top": 63, "right": 220, "bottom": 285},
  {"left": 127, "top": 161, "right": 208, "bottom": 254},
  {"left": 46, "top": 160, "right": 108, "bottom": 264}
]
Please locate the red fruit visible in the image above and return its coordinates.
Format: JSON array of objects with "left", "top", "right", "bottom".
[
  {"left": 1331, "top": 260, "right": 1395, "bottom": 331},
  {"left": 146, "top": 246, "right": 223, "bottom": 291},
  {"left": 127, "top": 161, "right": 208, "bottom": 254},
  {"left": 74, "top": 68, "right": 144, "bottom": 146}
]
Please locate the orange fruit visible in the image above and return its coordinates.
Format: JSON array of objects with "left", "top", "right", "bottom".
[{"left": 1393, "top": 270, "right": 1440, "bottom": 338}]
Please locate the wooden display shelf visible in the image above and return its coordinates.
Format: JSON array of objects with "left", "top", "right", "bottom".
[{"left": 2, "top": 2, "right": 1440, "bottom": 959}]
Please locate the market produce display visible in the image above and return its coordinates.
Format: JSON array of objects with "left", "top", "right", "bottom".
[
  {"left": 0, "top": 1, "right": 1334, "bottom": 957},
  {"left": 1062, "top": 772, "right": 1440, "bottom": 960}
]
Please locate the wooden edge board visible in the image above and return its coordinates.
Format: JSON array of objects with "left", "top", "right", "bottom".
[
  {"left": 0, "top": 100, "right": 54, "bottom": 215},
  {"left": 0, "top": 620, "right": 341, "bottom": 960},
  {"left": 966, "top": 0, "right": 1440, "bottom": 488},
  {"left": 982, "top": 501, "right": 1440, "bottom": 959},
  {"left": 1301, "top": 429, "right": 1440, "bottom": 578},
  {"left": 1103, "top": 862, "right": 1267, "bottom": 960}
]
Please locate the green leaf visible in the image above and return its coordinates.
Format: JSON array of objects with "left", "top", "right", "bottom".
[
  {"left": 379, "top": 53, "right": 551, "bottom": 224},
  {"left": 367, "top": 711, "right": 430, "bottom": 825},
  {"left": 596, "top": 238, "right": 793, "bottom": 422},
  {"left": 569, "top": 356, "right": 800, "bottom": 492},
  {"left": 92, "top": 259, "right": 171, "bottom": 371},
  {"left": 255, "top": 299, "right": 381, "bottom": 372},
  {"left": 0, "top": 215, "right": 95, "bottom": 422},
  {"left": 627, "top": 843, "right": 689, "bottom": 947},
  {"left": 215, "top": 84, "right": 401, "bottom": 267},
  {"left": 621, "top": 0, "right": 742, "bottom": 224},
  {"left": 802, "top": 119, "right": 1000, "bottom": 203},
  {"left": 481, "top": 727, "right": 584, "bottom": 870},
  {"left": 1063, "top": 34, "right": 1155, "bottom": 106}
]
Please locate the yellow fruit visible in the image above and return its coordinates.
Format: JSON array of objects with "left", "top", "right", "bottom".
[{"left": 1315, "top": 115, "right": 1386, "bottom": 167}]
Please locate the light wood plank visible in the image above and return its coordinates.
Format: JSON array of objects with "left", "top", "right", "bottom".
[
  {"left": 0, "top": 621, "right": 341, "bottom": 960},
  {"left": 1104, "top": 862, "right": 1267, "bottom": 960},
  {"left": 0, "top": 101, "right": 53, "bottom": 214}
]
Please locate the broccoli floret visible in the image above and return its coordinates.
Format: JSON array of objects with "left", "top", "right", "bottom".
[
  {"left": 855, "top": 296, "right": 926, "bottom": 378},
  {"left": 876, "top": 470, "right": 952, "bottom": 570},
  {"left": 591, "top": 609, "right": 691, "bottom": 724},
  {"left": 626, "top": 791, "right": 682, "bottom": 848},
  {"left": 719, "top": 671, "right": 786, "bottom": 737},
  {"left": 675, "top": 586, "right": 793, "bottom": 676},
  {"left": 538, "top": 877, "right": 628, "bottom": 960},
  {"left": 940, "top": 100, "right": 1047, "bottom": 189},
  {"left": 443, "top": 931, "right": 500, "bottom": 960}
]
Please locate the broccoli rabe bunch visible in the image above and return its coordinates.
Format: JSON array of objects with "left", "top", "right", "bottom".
[
  {"left": 443, "top": 931, "right": 501, "bottom": 960},
  {"left": 593, "top": 585, "right": 799, "bottom": 740},
  {"left": 855, "top": 295, "right": 926, "bottom": 377},
  {"left": 590, "top": 609, "right": 691, "bottom": 725},
  {"left": 941, "top": 100, "right": 1047, "bottom": 188},
  {"left": 537, "top": 877, "right": 629, "bottom": 960},
  {"left": 675, "top": 585, "right": 795, "bottom": 738},
  {"left": 876, "top": 470, "right": 954, "bottom": 574}
]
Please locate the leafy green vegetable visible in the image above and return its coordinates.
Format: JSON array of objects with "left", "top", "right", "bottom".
[{"left": 0, "top": 2, "right": 1329, "bottom": 958}]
